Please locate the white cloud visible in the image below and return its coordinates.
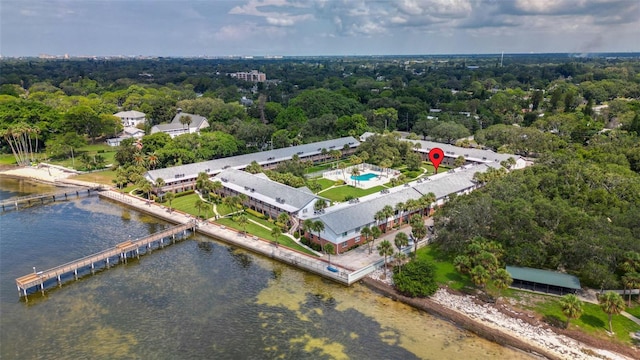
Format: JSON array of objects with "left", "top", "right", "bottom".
[
  {"left": 213, "top": 22, "right": 287, "bottom": 41},
  {"left": 229, "top": 0, "right": 313, "bottom": 26}
]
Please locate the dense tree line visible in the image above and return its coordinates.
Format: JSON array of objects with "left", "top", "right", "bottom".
[{"left": 434, "top": 129, "right": 640, "bottom": 288}]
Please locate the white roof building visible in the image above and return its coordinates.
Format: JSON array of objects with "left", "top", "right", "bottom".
[
  {"left": 150, "top": 110, "right": 210, "bottom": 138},
  {"left": 114, "top": 110, "right": 146, "bottom": 127}
]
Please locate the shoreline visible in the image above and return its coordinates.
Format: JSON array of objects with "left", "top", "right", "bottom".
[
  {"left": 2, "top": 168, "right": 638, "bottom": 359},
  {"left": 362, "top": 277, "right": 639, "bottom": 360}
]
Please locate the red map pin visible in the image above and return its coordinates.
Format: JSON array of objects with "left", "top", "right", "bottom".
[{"left": 428, "top": 148, "right": 444, "bottom": 174}]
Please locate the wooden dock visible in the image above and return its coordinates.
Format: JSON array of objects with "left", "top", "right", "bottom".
[
  {"left": 15, "top": 221, "right": 196, "bottom": 300},
  {"left": 0, "top": 186, "right": 102, "bottom": 211}
]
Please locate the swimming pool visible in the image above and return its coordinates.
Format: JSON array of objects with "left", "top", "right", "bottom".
[{"left": 351, "top": 173, "right": 378, "bottom": 181}]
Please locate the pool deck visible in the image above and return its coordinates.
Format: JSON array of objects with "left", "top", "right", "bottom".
[{"left": 323, "top": 164, "right": 398, "bottom": 189}]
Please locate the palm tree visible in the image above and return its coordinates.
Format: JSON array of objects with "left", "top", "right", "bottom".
[
  {"left": 233, "top": 214, "right": 248, "bottom": 236},
  {"left": 338, "top": 162, "right": 347, "bottom": 181},
  {"left": 360, "top": 226, "right": 371, "bottom": 248},
  {"left": 196, "top": 172, "right": 210, "bottom": 194},
  {"left": 599, "top": 291, "right": 625, "bottom": 333},
  {"left": 312, "top": 220, "right": 325, "bottom": 252},
  {"left": 394, "top": 232, "right": 409, "bottom": 252},
  {"left": 147, "top": 153, "right": 159, "bottom": 169},
  {"left": 271, "top": 226, "right": 282, "bottom": 247},
  {"left": 395, "top": 202, "right": 407, "bottom": 225},
  {"left": 154, "top": 177, "right": 165, "bottom": 199},
  {"left": 454, "top": 255, "right": 471, "bottom": 274},
  {"left": 370, "top": 226, "right": 381, "bottom": 255},
  {"left": 324, "top": 243, "right": 335, "bottom": 266},
  {"left": 237, "top": 193, "right": 248, "bottom": 211},
  {"left": 379, "top": 159, "right": 392, "bottom": 177},
  {"left": 623, "top": 273, "right": 640, "bottom": 307},
  {"left": 138, "top": 180, "right": 153, "bottom": 203},
  {"left": 560, "top": 294, "right": 583, "bottom": 329},
  {"left": 419, "top": 192, "right": 436, "bottom": 217},
  {"left": 195, "top": 198, "right": 207, "bottom": 218},
  {"left": 277, "top": 212, "right": 290, "bottom": 231},
  {"left": 492, "top": 268, "right": 513, "bottom": 302},
  {"left": 394, "top": 251, "right": 408, "bottom": 273},
  {"left": 301, "top": 218, "right": 314, "bottom": 239},
  {"left": 209, "top": 180, "right": 223, "bottom": 196},
  {"left": 377, "top": 240, "right": 394, "bottom": 271},
  {"left": 470, "top": 265, "right": 490, "bottom": 288},
  {"left": 223, "top": 195, "right": 241, "bottom": 213},
  {"left": 350, "top": 167, "right": 360, "bottom": 186},
  {"left": 179, "top": 114, "right": 192, "bottom": 131},
  {"left": 409, "top": 214, "right": 427, "bottom": 253},
  {"left": 164, "top": 192, "right": 175, "bottom": 213}
]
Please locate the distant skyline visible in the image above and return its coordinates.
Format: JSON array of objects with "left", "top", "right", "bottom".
[{"left": 1, "top": 0, "right": 639, "bottom": 57}]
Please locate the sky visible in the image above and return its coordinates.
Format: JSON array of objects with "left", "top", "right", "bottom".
[{"left": 1, "top": 0, "right": 639, "bottom": 57}]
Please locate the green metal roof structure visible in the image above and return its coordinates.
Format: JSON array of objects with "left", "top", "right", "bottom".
[{"left": 506, "top": 266, "right": 581, "bottom": 290}]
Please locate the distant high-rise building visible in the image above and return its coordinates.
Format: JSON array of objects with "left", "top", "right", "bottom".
[{"left": 230, "top": 70, "right": 266, "bottom": 82}]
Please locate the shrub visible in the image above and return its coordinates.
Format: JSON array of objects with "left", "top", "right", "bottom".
[
  {"left": 245, "top": 208, "right": 265, "bottom": 219},
  {"left": 393, "top": 258, "right": 439, "bottom": 297},
  {"left": 175, "top": 190, "right": 195, "bottom": 198},
  {"left": 335, "top": 180, "right": 345, "bottom": 185}
]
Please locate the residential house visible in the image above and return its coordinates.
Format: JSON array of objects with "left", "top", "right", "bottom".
[
  {"left": 114, "top": 110, "right": 146, "bottom": 127},
  {"left": 150, "top": 109, "right": 209, "bottom": 138}
]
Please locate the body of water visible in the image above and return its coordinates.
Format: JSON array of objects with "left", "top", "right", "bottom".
[
  {"left": 350, "top": 173, "right": 378, "bottom": 181},
  {"left": 0, "top": 177, "right": 534, "bottom": 359}
]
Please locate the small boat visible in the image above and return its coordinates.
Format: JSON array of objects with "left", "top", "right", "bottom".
[{"left": 327, "top": 265, "right": 339, "bottom": 273}]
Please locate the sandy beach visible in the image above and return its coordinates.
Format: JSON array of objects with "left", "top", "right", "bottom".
[{"left": 0, "top": 165, "right": 76, "bottom": 184}]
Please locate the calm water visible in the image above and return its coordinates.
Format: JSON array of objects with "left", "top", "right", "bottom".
[{"left": 0, "top": 177, "right": 534, "bottom": 359}]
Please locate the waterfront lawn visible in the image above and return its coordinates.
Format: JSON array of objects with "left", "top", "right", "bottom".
[
  {"left": 71, "top": 169, "right": 117, "bottom": 185},
  {"left": 532, "top": 295, "right": 640, "bottom": 344},
  {"left": 318, "top": 184, "right": 386, "bottom": 202},
  {"left": 216, "top": 203, "right": 237, "bottom": 216},
  {"left": 0, "top": 154, "right": 16, "bottom": 165},
  {"left": 170, "top": 193, "right": 215, "bottom": 219},
  {"left": 626, "top": 302, "right": 640, "bottom": 318},
  {"left": 415, "top": 246, "right": 473, "bottom": 291},
  {"left": 215, "top": 217, "right": 316, "bottom": 256}
]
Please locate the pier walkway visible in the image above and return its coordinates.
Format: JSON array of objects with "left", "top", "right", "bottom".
[
  {"left": 0, "top": 186, "right": 101, "bottom": 211},
  {"left": 15, "top": 221, "right": 196, "bottom": 300}
]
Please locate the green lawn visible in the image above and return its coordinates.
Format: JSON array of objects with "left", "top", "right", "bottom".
[
  {"left": 418, "top": 245, "right": 640, "bottom": 344},
  {"left": 416, "top": 246, "right": 473, "bottom": 290},
  {"left": 306, "top": 162, "right": 336, "bottom": 173},
  {"left": 625, "top": 302, "right": 640, "bottom": 318},
  {"left": 308, "top": 178, "right": 336, "bottom": 191},
  {"left": 0, "top": 154, "right": 17, "bottom": 165},
  {"left": 48, "top": 144, "right": 117, "bottom": 170},
  {"left": 215, "top": 217, "right": 316, "bottom": 256},
  {"left": 170, "top": 193, "right": 215, "bottom": 219},
  {"left": 71, "top": 169, "right": 117, "bottom": 185},
  {"left": 533, "top": 296, "right": 640, "bottom": 344},
  {"left": 318, "top": 184, "right": 386, "bottom": 202}
]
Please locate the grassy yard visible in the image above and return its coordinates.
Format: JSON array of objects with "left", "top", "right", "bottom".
[
  {"left": 170, "top": 193, "right": 215, "bottom": 219},
  {"left": 307, "top": 178, "right": 336, "bottom": 191},
  {"left": 419, "top": 245, "right": 640, "bottom": 345},
  {"left": 416, "top": 246, "right": 473, "bottom": 291},
  {"left": 318, "top": 184, "right": 386, "bottom": 202},
  {"left": 0, "top": 154, "right": 17, "bottom": 165},
  {"left": 532, "top": 295, "right": 640, "bottom": 344},
  {"left": 71, "top": 169, "right": 117, "bottom": 185},
  {"left": 624, "top": 302, "right": 640, "bottom": 318},
  {"left": 48, "top": 144, "right": 117, "bottom": 170},
  {"left": 215, "top": 217, "right": 316, "bottom": 256}
]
